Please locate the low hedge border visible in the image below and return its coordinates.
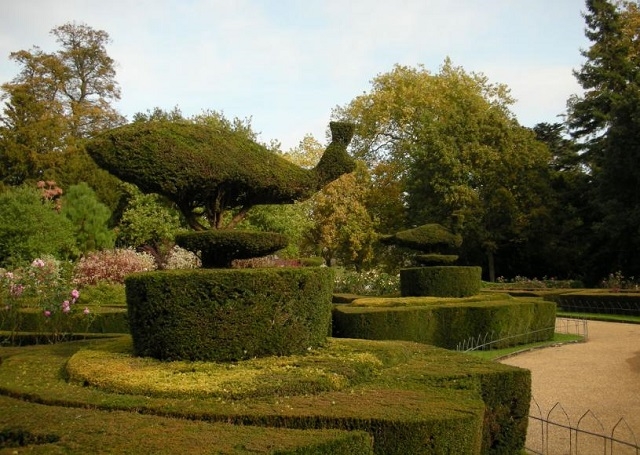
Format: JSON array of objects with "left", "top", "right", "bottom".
[
  {"left": 0, "top": 396, "right": 373, "bottom": 454},
  {"left": 0, "top": 307, "right": 129, "bottom": 335},
  {"left": 332, "top": 296, "right": 556, "bottom": 350},
  {"left": 0, "top": 337, "right": 530, "bottom": 454}
]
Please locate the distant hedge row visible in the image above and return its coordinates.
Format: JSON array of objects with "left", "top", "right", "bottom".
[{"left": 546, "top": 291, "right": 640, "bottom": 316}]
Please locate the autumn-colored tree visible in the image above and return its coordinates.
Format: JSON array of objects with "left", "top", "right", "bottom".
[
  {"left": 306, "top": 161, "right": 377, "bottom": 270},
  {"left": 335, "top": 61, "right": 553, "bottom": 280},
  {"left": 0, "top": 22, "right": 124, "bottom": 185}
]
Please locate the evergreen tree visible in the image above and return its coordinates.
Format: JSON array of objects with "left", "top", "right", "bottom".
[
  {"left": 568, "top": 0, "right": 640, "bottom": 282},
  {"left": 0, "top": 185, "right": 77, "bottom": 266},
  {"left": 61, "top": 182, "right": 114, "bottom": 252}
]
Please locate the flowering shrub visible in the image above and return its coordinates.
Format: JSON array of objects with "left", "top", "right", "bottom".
[
  {"left": 1, "top": 256, "right": 89, "bottom": 342},
  {"left": 164, "top": 245, "right": 201, "bottom": 270},
  {"left": 333, "top": 268, "right": 399, "bottom": 296},
  {"left": 72, "top": 248, "right": 156, "bottom": 287},
  {"left": 231, "top": 255, "right": 303, "bottom": 269},
  {"left": 488, "top": 276, "right": 581, "bottom": 289},
  {"left": 600, "top": 271, "right": 638, "bottom": 291}
]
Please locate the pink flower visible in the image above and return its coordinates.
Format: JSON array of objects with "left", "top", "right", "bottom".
[
  {"left": 10, "top": 284, "right": 24, "bottom": 297},
  {"left": 71, "top": 289, "right": 80, "bottom": 300},
  {"left": 83, "top": 307, "right": 90, "bottom": 315},
  {"left": 43, "top": 310, "right": 51, "bottom": 317},
  {"left": 61, "top": 301, "right": 71, "bottom": 313},
  {"left": 31, "top": 258, "right": 45, "bottom": 268}
]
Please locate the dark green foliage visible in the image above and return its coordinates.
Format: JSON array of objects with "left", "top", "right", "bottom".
[
  {"left": 85, "top": 120, "right": 355, "bottom": 229},
  {"left": 400, "top": 266, "right": 482, "bottom": 297},
  {"left": 0, "top": 308, "right": 129, "bottom": 334},
  {"left": 299, "top": 257, "right": 325, "bottom": 267},
  {"left": 415, "top": 254, "right": 458, "bottom": 265},
  {"left": 332, "top": 296, "right": 556, "bottom": 350},
  {"left": 61, "top": 182, "right": 115, "bottom": 252},
  {"left": 380, "top": 223, "right": 462, "bottom": 252},
  {"left": 567, "top": 0, "right": 640, "bottom": 282},
  {"left": 175, "top": 230, "right": 288, "bottom": 268},
  {"left": 0, "top": 186, "right": 78, "bottom": 266},
  {"left": 477, "top": 368, "right": 531, "bottom": 454},
  {"left": 547, "top": 291, "right": 640, "bottom": 316},
  {"left": 314, "top": 123, "right": 355, "bottom": 186},
  {"left": 0, "top": 427, "right": 60, "bottom": 448},
  {"left": 125, "top": 267, "right": 335, "bottom": 361}
]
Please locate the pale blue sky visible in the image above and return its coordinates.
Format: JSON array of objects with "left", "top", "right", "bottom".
[{"left": 1, "top": 0, "right": 590, "bottom": 150}]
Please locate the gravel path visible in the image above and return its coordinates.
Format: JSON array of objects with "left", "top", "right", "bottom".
[{"left": 500, "top": 320, "right": 640, "bottom": 454}]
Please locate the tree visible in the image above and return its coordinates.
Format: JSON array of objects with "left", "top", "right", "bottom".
[
  {"left": 61, "top": 182, "right": 114, "bottom": 253},
  {"left": 567, "top": 0, "right": 640, "bottom": 282},
  {"left": 0, "top": 185, "right": 77, "bottom": 267},
  {"left": 0, "top": 22, "right": 124, "bottom": 185},
  {"left": 116, "top": 184, "right": 185, "bottom": 267},
  {"left": 306, "top": 161, "right": 377, "bottom": 270},
  {"left": 335, "top": 61, "right": 553, "bottom": 280}
]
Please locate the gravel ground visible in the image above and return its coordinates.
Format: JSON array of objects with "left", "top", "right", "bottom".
[{"left": 500, "top": 320, "right": 640, "bottom": 454}]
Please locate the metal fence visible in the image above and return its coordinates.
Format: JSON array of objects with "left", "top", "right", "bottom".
[
  {"left": 526, "top": 398, "right": 639, "bottom": 454},
  {"left": 455, "top": 317, "right": 588, "bottom": 352}
]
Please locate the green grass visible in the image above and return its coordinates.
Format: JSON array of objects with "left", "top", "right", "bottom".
[
  {"left": 464, "top": 332, "right": 584, "bottom": 361},
  {"left": 556, "top": 310, "right": 640, "bottom": 324}
]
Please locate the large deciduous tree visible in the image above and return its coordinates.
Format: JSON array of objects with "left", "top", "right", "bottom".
[
  {"left": 335, "top": 61, "right": 553, "bottom": 280},
  {"left": 0, "top": 22, "right": 124, "bottom": 185},
  {"left": 567, "top": 0, "right": 640, "bottom": 282}
]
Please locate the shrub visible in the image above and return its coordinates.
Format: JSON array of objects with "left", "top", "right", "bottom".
[
  {"left": 73, "top": 249, "right": 156, "bottom": 287},
  {"left": 163, "top": 245, "right": 201, "bottom": 269},
  {"left": 333, "top": 268, "right": 399, "bottom": 296},
  {"left": 0, "top": 186, "right": 78, "bottom": 267},
  {"left": 79, "top": 282, "right": 126, "bottom": 307},
  {"left": 0, "top": 256, "right": 90, "bottom": 341},
  {"left": 125, "top": 267, "right": 335, "bottom": 361},
  {"left": 400, "top": 266, "right": 482, "bottom": 297}
]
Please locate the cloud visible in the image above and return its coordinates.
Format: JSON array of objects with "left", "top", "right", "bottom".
[{"left": 1, "top": 0, "right": 590, "bottom": 149}]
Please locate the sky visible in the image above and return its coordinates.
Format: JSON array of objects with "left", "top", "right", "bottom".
[{"left": 1, "top": 0, "right": 591, "bottom": 151}]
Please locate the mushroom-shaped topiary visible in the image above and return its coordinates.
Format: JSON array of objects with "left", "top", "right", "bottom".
[
  {"left": 380, "top": 223, "right": 463, "bottom": 266},
  {"left": 86, "top": 120, "right": 356, "bottom": 231},
  {"left": 381, "top": 216, "right": 481, "bottom": 297}
]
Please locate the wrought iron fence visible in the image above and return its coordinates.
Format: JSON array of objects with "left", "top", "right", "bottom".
[{"left": 526, "top": 398, "right": 639, "bottom": 454}]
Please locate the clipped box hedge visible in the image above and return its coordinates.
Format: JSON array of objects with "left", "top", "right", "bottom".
[
  {"left": 400, "top": 266, "right": 482, "bottom": 297},
  {"left": 1, "top": 337, "right": 531, "bottom": 454},
  {"left": 546, "top": 291, "right": 640, "bottom": 316},
  {"left": 332, "top": 295, "right": 556, "bottom": 350},
  {"left": 125, "top": 267, "right": 335, "bottom": 361}
]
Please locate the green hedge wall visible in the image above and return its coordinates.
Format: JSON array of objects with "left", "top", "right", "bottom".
[
  {"left": 125, "top": 267, "right": 335, "bottom": 361},
  {"left": 546, "top": 291, "right": 640, "bottom": 316},
  {"left": 400, "top": 266, "right": 482, "bottom": 297},
  {"left": 332, "top": 297, "right": 556, "bottom": 350}
]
